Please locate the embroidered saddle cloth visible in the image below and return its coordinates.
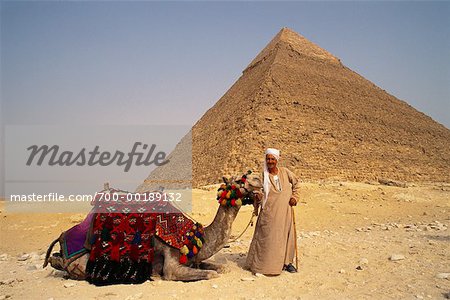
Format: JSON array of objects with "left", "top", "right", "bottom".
[{"left": 85, "top": 190, "right": 196, "bottom": 285}]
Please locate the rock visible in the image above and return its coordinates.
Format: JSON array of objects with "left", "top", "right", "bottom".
[
  {"left": 63, "top": 282, "right": 76, "bottom": 288},
  {"left": 26, "top": 265, "right": 38, "bottom": 271},
  {"left": 339, "top": 269, "right": 346, "bottom": 274},
  {"left": 30, "top": 253, "right": 41, "bottom": 262},
  {"left": 416, "top": 295, "right": 424, "bottom": 299},
  {"left": 356, "top": 266, "right": 363, "bottom": 271},
  {"left": 0, "top": 295, "right": 11, "bottom": 300},
  {"left": 0, "top": 279, "right": 15, "bottom": 285},
  {"left": 378, "top": 178, "right": 407, "bottom": 188},
  {"left": 49, "top": 269, "right": 66, "bottom": 278},
  {"left": 212, "top": 284, "right": 218, "bottom": 289},
  {"left": 241, "top": 277, "right": 255, "bottom": 281},
  {"left": 436, "top": 273, "right": 450, "bottom": 279},
  {"left": 17, "top": 254, "right": 30, "bottom": 261},
  {"left": 359, "top": 258, "right": 369, "bottom": 265},
  {"left": 390, "top": 254, "right": 406, "bottom": 261},
  {"left": 0, "top": 254, "right": 8, "bottom": 261}
]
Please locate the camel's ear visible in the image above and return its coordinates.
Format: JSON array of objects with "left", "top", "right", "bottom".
[
  {"left": 246, "top": 174, "right": 263, "bottom": 189},
  {"left": 222, "top": 176, "right": 229, "bottom": 185}
]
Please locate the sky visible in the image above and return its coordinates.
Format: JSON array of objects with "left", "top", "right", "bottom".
[{"left": 1, "top": 1, "right": 449, "bottom": 197}]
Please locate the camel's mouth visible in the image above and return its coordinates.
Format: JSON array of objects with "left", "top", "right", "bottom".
[{"left": 240, "top": 191, "right": 254, "bottom": 206}]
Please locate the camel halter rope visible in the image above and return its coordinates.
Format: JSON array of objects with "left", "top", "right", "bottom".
[{"left": 227, "top": 209, "right": 257, "bottom": 244}]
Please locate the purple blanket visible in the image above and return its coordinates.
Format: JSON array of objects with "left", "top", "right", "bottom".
[{"left": 62, "top": 213, "right": 94, "bottom": 259}]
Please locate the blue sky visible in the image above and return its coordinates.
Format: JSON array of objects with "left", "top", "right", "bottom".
[
  {"left": 1, "top": 1, "right": 449, "bottom": 128},
  {"left": 1, "top": 1, "right": 449, "bottom": 197}
]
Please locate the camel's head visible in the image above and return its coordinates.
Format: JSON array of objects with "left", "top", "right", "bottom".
[{"left": 217, "top": 171, "right": 263, "bottom": 207}]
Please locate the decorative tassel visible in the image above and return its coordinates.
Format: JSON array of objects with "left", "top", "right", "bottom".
[
  {"left": 101, "top": 227, "right": 111, "bottom": 241},
  {"left": 220, "top": 190, "right": 227, "bottom": 198},
  {"left": 180, "top": 245, "right": 189, "bottom": 255},
  {"left": 179, "top": 254, "right": 187, "bottom": 264},
  {"left": 130, "top": 244, "right": 139, "bottom": 261},
  {"left": 111, "top": 242, "right": 120, "bottom": 262}
]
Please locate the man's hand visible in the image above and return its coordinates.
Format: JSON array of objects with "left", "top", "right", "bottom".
[
  {"left": 253, "top": 191, "right": 263, "bottom": 204},
  {"left": 289, "top": 197, "right": 297, "bottom": 206}
]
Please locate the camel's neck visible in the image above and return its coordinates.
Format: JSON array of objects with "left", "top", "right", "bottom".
[{"left": 194, "top": 205, "right": 240, "bottom": 262}]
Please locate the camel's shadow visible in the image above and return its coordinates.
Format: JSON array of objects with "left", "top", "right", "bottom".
[{"left": 209, "top": 250, "right": 249, "bottom": 270}]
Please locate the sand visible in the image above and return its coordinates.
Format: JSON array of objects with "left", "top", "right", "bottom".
[{"left": 1, "top": 182, "right": 449, "bottom": 299}]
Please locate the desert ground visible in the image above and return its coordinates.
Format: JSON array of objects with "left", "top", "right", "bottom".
[{"left": 0, "top": 181, "right": 449, "bottom": 300}]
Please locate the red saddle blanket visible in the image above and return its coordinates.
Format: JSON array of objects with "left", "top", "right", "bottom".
[
  {"left": 86, "top": 190, "right": 201, "bottom": 285},
  {"left": 88, "top": 212, "right": 195, "bottom": 262}
]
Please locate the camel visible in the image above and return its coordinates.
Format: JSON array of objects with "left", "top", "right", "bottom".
[{"left": 43, "top": 174, "right": 262, "bottom": 282}]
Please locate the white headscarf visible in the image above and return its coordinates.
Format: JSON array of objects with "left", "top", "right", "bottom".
[{"left": 263, "top": 148, "right": 280, "bottom": 208}]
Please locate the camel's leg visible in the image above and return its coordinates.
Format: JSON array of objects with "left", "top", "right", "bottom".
[
  {"left": 151, "top": 253, "right": 164, "bottom": 278},
  {"left": 65, "top": 254, "right": 88, "bottom": 280},
  {"left": 154, "top": 238, "right": 218, "bottom": 281},
  {"left": 195, "top": 261, "right": 227, "bottom": 274},
  {"left": 163, "top": 255, "right": 218, "bottom": 281}
]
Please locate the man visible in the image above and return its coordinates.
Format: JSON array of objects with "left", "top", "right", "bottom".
[{"left": 246, "top": 148, "right": 300, "bottom": 275}]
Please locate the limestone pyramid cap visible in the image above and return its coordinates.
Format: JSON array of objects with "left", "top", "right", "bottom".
[{"left": 246, "top": 27, "right": 341, "bottom": 71}]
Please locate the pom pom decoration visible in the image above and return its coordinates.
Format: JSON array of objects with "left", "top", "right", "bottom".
[
  {"left": 180, "top": 245, "right": 189, "bottom": 255},
  {"left": 215, "top": 175, "right": 251, "bottom": 208},
  {"left": 221, "top": 190, "right": 228, "bottom": 198},
  {"left": 179, "top": 222, "right": 205, "bottom": 265},
  {"left": 179, "top": 255, "right": 188, "bottom": 264}
]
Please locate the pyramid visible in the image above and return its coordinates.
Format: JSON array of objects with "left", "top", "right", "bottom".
[{"left": 138, "top": 27, "right": 450, "bottom": 190}]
